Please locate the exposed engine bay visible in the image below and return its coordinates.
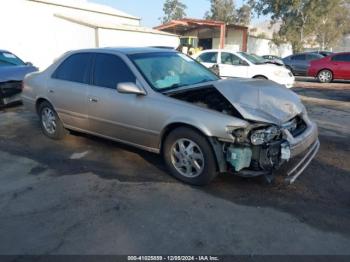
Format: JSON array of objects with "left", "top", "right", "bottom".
[
  {"left": 168, "top": 86, "right": 243, "bottom": 118},
  {"left": 167, "top": 85, "right": 307, "bottom": 177}
]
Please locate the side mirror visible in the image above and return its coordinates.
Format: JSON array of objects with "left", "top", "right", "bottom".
[
  {"left": 117, "top": 82, "right": 146, "bottom": 95},
  {"left": 210, "top": 64, "right": 220, "bottom": 76},
  {"left": 26, "top": 62, "right": 33, "bottom": 66}
]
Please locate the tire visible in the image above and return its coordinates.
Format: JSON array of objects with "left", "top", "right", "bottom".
[
  {"left": 163, "top": 127, "right": 218, "bottom": 186},
  {"left": 317, "top": 69, "right": 333, "bottom": 83},
  {"left": 38, "top": 101, "right": 66, "bottom": 140}
]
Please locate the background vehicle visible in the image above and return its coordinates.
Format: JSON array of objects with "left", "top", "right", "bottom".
[
  {"left": 262, "top": 55, "right": 284, "bottom": 66},
  {"left": 311, "top": 51, "right": 333, "bottom": 57},
  {"left": 194, "top": 50, "right": 295, "bottom": 88},
  {"left": 0, "top": 50, "right": 37, "bottom": 105},
  {"left": 308, "top": 52, "right": 350, "bottom": 83},
  {"left": 22, "top": 48, "right": 319, "bottom": 186},
  {"left": 283, "top": 53, "right": 323, "bottom": 76}
]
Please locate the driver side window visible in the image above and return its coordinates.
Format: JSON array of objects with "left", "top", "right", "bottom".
[{"left": 221, "top": 52, "right": 244, "bottom": 65}]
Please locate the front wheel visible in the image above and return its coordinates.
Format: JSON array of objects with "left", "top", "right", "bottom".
[
  {"left": 317, "top": 69, "right": 333, "bottom": 83},
  {"left": 38, "top": 101, "right": 66, "bottom": 140},
  {"left": 163, "top": 127, "right": 218, "bottom": 186}
]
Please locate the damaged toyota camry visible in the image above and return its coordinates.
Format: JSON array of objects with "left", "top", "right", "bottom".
[{"left": 22, "top": 48, "right": 320, "bottom": 185}]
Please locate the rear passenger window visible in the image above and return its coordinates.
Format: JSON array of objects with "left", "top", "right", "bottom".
[
  {"left": 52, "top": 53, "right": 92, "bottom": 84},
  {"left": 221, "top": 52, "right": 242, "bottom": 65},
  {"left": 307, "top": 54, "right": 322, "bottom": 61},
  {"left": 197, "top": 52, "right": 218, "bottom": 63},
  {"left": 93, "top": 54, "right": 136, "bottom": 89},
  {"left": 292, "top": 54, "right": 306, "bottom": 61},
  {"left": 332, "top": 54, "right": 350, "bottom": 62}
]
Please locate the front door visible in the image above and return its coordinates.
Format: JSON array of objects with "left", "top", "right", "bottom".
[
  {"left": 219, "top": 52, "right": 249, "bottom": 78},
  {"left": 87, "top": 53, "right": 151, "bottom": 148}
]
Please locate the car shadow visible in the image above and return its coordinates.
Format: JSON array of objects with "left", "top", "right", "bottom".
[
  {"left": 292, "top": 87, "right": 350, "bottom": 102},
  {"left": 296, "top": 76, "right": 350, "bottom": 84}
]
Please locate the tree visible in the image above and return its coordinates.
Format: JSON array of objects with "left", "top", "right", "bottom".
[
  {"left": 313, "top": 0, "right": 350, "bottom": 49},
  {"left": 248, "top": 0, "right": 350, "bottom": 52},
  {"left": 205, "top": 0, "right": 237, "bottom": 23},
  {"left": 236, "top": 4, "right": 252, "bottom": 25},
  {"left": 161, "top": 0, "right": 187, "bottom": 24}
]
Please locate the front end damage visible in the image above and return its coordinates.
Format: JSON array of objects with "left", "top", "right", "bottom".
[
  {"left": 220, "top": 115, "right": 319, "bottom": 183},
  {"left": 168, "top": 78, "right": 319, "bottom": 184}
]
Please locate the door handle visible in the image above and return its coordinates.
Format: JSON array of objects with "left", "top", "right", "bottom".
[{"left": 89, "top": 98, "right": 98, "bottom": 103}]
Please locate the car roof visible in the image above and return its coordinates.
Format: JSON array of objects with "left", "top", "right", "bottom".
[
  {"left": 68, "top": 47, "right": 177, "bottom": 55},
  {"left": 0, "top": 49, "right": 10, "bottom": 53}
]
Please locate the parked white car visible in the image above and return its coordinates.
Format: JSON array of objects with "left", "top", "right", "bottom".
[{"left": 194, "top": 50, "right": 295, "bottom": 88}]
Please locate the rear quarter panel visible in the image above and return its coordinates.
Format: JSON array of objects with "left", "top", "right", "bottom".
[{"left": 22, "top": 71, "right": 49, "bottom": 113}]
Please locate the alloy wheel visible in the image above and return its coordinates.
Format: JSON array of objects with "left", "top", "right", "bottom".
[
  {"left": 41, "top": 107, "right": 57, "bottom": 135},
  {"left": 318, "top": 70, "right": 332, "bottom": 83},
  {"left": 170, "top": 138, "right": 205, "bottom": 178}
]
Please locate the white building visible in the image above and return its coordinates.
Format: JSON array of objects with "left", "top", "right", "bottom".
[
  {"left": 0, "top": 0, "right": 179, "bottom": 69},
  {"left": 248, "top": 21, "right": 293, "bottom": 58}
]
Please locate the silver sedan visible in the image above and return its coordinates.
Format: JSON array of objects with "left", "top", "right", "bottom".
[{"left": 22, "top": 48, "right": 319, "bottom": 185}]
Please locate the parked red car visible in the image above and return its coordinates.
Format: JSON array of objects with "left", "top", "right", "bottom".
[{"left": 308, "top": 52, "right": 350, "bottom": 83}]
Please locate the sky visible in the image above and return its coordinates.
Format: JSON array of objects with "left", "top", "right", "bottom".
[{"left": 92, "top": 0, "right": 247, "bottom": 27}]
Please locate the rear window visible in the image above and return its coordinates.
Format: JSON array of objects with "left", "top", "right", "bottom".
[
  {"left": 52, "top": 53, "right": 92, "bottom": 84},
  {"left": 93, "top": 53, "right": 136, "bottom": 89}
]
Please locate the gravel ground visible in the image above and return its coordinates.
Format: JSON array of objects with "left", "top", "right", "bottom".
[{"left": 0, "top": 80, "right": 349, "bottom": 255}]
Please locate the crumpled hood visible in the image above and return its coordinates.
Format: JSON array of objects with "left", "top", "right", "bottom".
[
  {"left": 213, "top": 78, "right": 304, "bottom": 125},
  {"left": 0, "top": 65, "right": 37, "bottom": 83}
]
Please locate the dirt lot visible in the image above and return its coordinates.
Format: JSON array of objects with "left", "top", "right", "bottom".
[{"left": 0, "top": 78, "right": 349, "bottom": 255}]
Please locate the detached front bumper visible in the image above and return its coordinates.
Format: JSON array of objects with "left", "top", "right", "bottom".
[{"left": 283, "top": 120, "right": 320, "bottom": 184}]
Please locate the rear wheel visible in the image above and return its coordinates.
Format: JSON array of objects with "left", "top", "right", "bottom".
[
  {"left": 38, "top": 101, "right": 66, "bottom": 140},
  {"left": 163, "top": 127, "right": 218, "bottom": 186},
  {"left": 317, "top": 69, "right": 333, "bottom": 83}
]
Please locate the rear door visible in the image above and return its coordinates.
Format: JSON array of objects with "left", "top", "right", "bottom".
[
  {"left": 48, "top": 53, "right": 93, "bottom": 130},
  {"left": 218, "top": 52, "right": 249, "bottom": 78},
  {"left": 87, "top": 53, "right": 151, "bottom": 147},
  {"left": 290, "top": 54, "right": 307, "bottom": 75},
  {"left": 331, "top": 54, "right": 350, "bottom": 79}
]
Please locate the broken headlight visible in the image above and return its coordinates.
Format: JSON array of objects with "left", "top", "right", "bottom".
[{"left": 250, "top": 126, "right": 280, "bottom": 145}]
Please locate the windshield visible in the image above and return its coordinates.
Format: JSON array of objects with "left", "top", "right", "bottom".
[
  {"left": 129, "top": 52, "right": 219, "bottom": 91},
  {"left": 0, "top": 52, "right": 25, "bottom": 67},
  {"left": 238, "top": 52, "right": 266, "bottom": 65}
]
